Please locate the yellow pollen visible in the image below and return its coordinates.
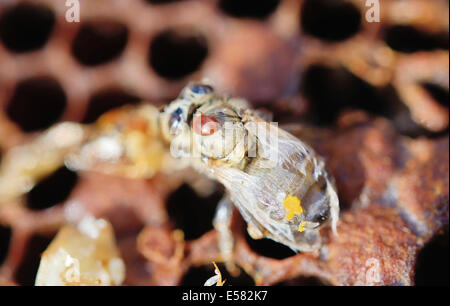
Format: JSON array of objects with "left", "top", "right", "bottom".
[
  {"left": 298, "top": 221, "right": 306, "bottom": 232},
  {"left": 282, "top": 195, "right": 303, "bottom": 221}
]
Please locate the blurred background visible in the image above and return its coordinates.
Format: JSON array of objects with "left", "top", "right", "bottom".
[{"left": 0, "top": 0, "right": 448, "bottom": 286}]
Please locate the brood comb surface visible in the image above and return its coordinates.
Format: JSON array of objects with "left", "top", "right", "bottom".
[{"left": 0, "top": 0, "right": 448, "bottom": 285}]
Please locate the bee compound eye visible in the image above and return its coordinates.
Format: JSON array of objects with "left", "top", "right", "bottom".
[
  {"left": 190, "top": 84, "right": 213, "bottom": 95},
  {"left": 169, "top": 107, "right": 184, "bottom": 133}
]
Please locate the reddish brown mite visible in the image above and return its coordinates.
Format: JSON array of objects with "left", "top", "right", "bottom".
[{"left": 193, "top": 112, "right": 219, "bottom": 136}]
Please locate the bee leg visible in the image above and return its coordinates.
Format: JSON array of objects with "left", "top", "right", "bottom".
[
  {"left": 246, "top": 221, "right": 264, "bottom": 240},
  {"left": 213, "top": 195, "right": 239, "bottom": 276}
]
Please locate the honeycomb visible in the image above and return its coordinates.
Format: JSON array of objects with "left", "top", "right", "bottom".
[{"left": 0, "top": 0, "right": 448, "bottom": 285}]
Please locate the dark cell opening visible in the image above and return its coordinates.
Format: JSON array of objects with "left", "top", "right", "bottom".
[
  {"left": 103, "top": 205, "right": 145, "bottom": 239},
  {"left": 26, "top": 166, "right": 78, "bottom": 210},
  {"left": 0, "top": 3, "right": 55, "bottom": 53},
  {"left": 181, "top": 262, "right": 255, "bottom": 286},
  {"left": 415, "top": 231, "right": 449, "bottom": 286},
  {"left": 384, "top": 26, "right": 449, "bottom": 53},
  {"left": 382, "top": 85, "right": 449, "bottom": 138},
  {"left": 301, "top": 65, "right": 388, "bottom": 125},
  {"left": 6, "top": 77, "right": 67, "bottom": 132},
  {"left": 301, "top": 0, "right": 361, "bottom": 42},
  {"left": 167, "top": 184, "right": 223, "bottom": 241},
  {"left": 245, "top": 231, "right": 296, "bottom": 260},
  {"left": 149, "top": 29, "right": 208, "bottom": 80},
  {"left": 421, "top": 83, "right": 449, "bottom": 108},
  {"left": 275, "top": 276, "right": 329, "bottom": 286},
  {"left": 144, "top": 0, "right": 183, "bottom": 4},
  {"left": 14, "top": 233, "right": 55, "bottom": 286},
  {"left": 72, "top": 21, "right": 129, "bottom": 66},
  {"left": 0, "top": 225, "right": 12, "bottom": 265},
  {"left": 218, "top": 0, "right": 280, "bottom": 19},
  {"left": 82, "top": 88, "right": 141, "bottom": 123}
]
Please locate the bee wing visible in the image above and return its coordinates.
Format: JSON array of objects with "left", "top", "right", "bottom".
[{"left": 210, "top": 118, "right": 339, "bottom": 252}]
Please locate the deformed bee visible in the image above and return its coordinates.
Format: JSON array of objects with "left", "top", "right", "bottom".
[
  {"left": 159, "top": 82, "right": 339, "bottom": 262},
  {"left": 0, "top": 81, "right": 339, "bottom": 268}
]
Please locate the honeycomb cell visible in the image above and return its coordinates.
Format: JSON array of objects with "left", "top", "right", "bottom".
[
  {"left": 149, "top": 29, "right": 208, "bottom": 80},
  {"left": 421, "top": 83, "right": 449, "bottom": 108},
  {"left": 301, "top": 0, "right": 361, "bottom": 42},
  {"left": 218, "top": 0, "right": 280, "bottom": 19},
  {"left": 384, "top": 26, "right": 449, "bottom": 54},
  {"left": 0, "top": 3, "right": 55, "bottom": 53},
  {"left": 301, "top": 65, "right": 387, "bottom": 125},
  {"left": 6, "top": 77, "right": 67, "bottom": 132},
  {"left": 72, "top": 21, "right": 129, "bottom": 66},
  {"left": 26, "top": 166, "right": 78, "bottom": 211},
  {"left": 82, "top": 89, "right": 141, "bottom": 124},
  {"left": 166, "top": 184, "right": 222, "bottom": 241},
  {"left": 244, "top": 231, "right": 296, "bottom": 260}
]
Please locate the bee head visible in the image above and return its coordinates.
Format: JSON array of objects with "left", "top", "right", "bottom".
[{"left": 160, "top": 82, "right": 215, "bottom": 140}]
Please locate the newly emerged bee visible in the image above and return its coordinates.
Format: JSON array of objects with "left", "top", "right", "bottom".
[
  {"left": 159, "top": 82, "right": 339, "bottom": 259},
  {"left": 0, "top": 81, "right": 339, "bottom": 268}
]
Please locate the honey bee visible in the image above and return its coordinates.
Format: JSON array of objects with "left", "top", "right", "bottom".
[
  {"left": 0, "top": 81, "right": 339, "bottom": 267},
  {"left": 159, "top": 82, "right": 339, "bottom": 261}
]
